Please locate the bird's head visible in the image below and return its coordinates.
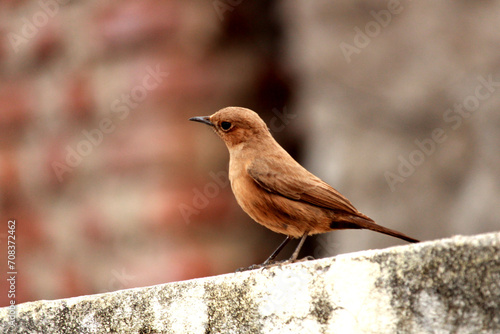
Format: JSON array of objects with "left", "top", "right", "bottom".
[{"left": 189, "top": 107, "right": 270, "bottom": 149}]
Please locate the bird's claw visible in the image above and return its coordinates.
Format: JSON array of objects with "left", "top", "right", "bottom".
[{"left": 235, "top": 256, "right": 315, "bottom": 272}]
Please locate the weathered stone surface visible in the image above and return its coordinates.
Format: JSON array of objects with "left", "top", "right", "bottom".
[{"left": 1, "top": 232, "right": 499, "bottom": 333}]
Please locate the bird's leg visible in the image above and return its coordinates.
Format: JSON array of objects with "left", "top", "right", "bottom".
[
  {"left": 236, "top": 236, "right": 292, "bottom": 272},
  {"left": 262, "top": 235, "right": 291, "bottom": 265},
  {"left": 237, "top": 233, "right": 311, "bottom": 272},
  {"left": 288, "top": 231, "right": 309, "bottom": 262}
]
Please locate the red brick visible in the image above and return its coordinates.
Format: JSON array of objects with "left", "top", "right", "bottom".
[
  {"left": 32, "top": 23, "right": 63, "bottom": 65},
  {"left": 93, "top": 1, "right": 180, "bottom": 51},
  {"left": 63, "top": 72, "right": 95, "bottom": 120},
  {"left": 0, "top": 81, "right": 33, "bottom": 129}
]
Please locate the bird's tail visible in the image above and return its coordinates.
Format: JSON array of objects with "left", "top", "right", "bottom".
[{"left": 351, "top": 216, "right": 420, "bottom": 243}]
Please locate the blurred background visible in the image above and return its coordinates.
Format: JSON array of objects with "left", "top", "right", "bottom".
[{"left": 0, "top": 0, "right": 499, "bottom": 306}]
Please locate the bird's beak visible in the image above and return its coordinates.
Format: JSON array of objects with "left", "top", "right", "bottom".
[{"left": 189, "top": 116, "right": 214, "bottom": 127}]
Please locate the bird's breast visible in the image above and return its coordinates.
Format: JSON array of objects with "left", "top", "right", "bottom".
[{"left": 229, "top": 160, "right": 332, "bottom": 237}]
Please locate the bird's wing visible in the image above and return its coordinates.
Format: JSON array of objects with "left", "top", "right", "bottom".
[{"left": 247, "top": 157, "right": 359, "bottom": 214}]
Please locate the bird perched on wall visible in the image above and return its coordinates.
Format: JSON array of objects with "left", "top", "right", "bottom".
[{"left": 190, "top": 106, "right": 419, "bottom": 266}]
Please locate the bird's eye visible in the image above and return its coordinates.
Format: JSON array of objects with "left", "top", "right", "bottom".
[{"left": 220, "top": 121, "right": 232, "bottom": 131}]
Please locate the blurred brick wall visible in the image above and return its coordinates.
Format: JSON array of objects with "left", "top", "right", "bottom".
[{"left": 0, "top": 0, "right": 293, "bottom": 305}]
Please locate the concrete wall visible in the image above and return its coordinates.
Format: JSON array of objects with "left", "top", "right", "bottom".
[{"left": 1, "top": 232, "right": 499, "bottom": 333}]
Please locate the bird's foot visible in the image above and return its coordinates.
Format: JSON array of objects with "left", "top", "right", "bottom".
[
  {"left": 274, "top": 256, "right": 315, "bottom": 266},
  {"left": 236, "top": 264, "right": 264, "bottom": 272},
  {"left": 236, "top": 260, "right": 283, "bottom": 272},
  {"left": 235, "top": 256, "right": 315, "bottom": 272},
  {"left": 236, "top": 259, "right": 288, "bottom": 272}
]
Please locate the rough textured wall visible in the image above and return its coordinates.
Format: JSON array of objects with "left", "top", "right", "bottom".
[
  {"left": 1, "top": 232, "right": 499, "bottom": 333},
  {"left": 279, "top": 0, "right": 500, "bottom": 255}
]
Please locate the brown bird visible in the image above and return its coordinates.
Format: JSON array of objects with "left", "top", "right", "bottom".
[{"left": 190, "top": 107, "right": 419, "bottom": 266}]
